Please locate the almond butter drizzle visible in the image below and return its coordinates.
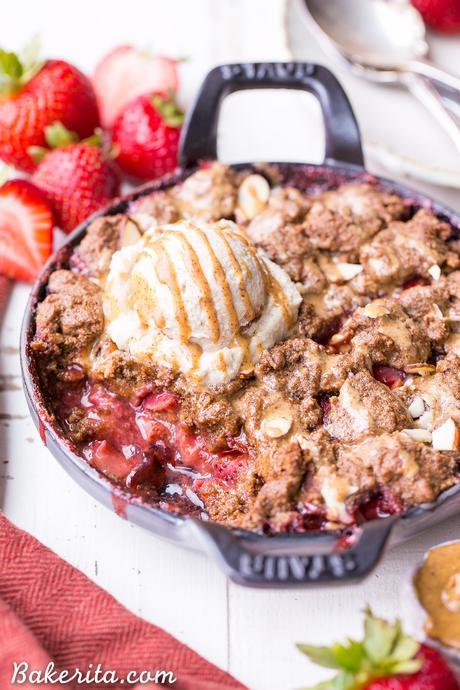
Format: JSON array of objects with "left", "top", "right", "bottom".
[
  {"left": 194, "top": 227, "right": 242, "bottom": 338},
  {"left": 130, "top": 269, "right": 166, "bottom": 329},
  {"left": 216, "top": 351, "right": 227, "bottom": 372},
  {"left": 151, "top": 241, "right": 201, "bottom": 369},
  {"left": 239, "top": 230, "right": 293, "bottom": 329},
  {"left": 161, "top": 228, "right": 221, "bottom": 343},
  {"left": 268, "top": 274, "right": 294, "bottom": 328},
  {"left": 236, "top": 333, "right": 251, "bottom": 372},
  {"left": 215, "top": 226, "right": 258, "bottom": 324}
]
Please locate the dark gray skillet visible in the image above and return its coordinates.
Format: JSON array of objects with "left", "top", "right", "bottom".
[{"left": 20, "top": 62, "right": 460, "bottom": 588}]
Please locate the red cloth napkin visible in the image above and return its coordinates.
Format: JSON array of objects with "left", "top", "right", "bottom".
[{"left": 0, "top": 514, "right": 247, "bottom": 690}]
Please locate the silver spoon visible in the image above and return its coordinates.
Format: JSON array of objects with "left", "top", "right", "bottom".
[{"left": 303, "top": 0, "right": 460, "bottom": 152}]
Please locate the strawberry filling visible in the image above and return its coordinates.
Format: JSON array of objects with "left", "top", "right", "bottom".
[
  {"left": 56, "top": 380, "right": 249, "bottom": 516},
  {"left": 373, "top": 365, "right": 407, "bottom": 389},
  {"left": 54, "top": 375, "right": 414, "bottom": 532},
  {"left": 402, "top": 275, "right": 430, "bottom": 290},
  {"left": 355, "top": 488, "right": 405, "bottom": 522},
  {"left": 318, "top": 393, "right": 333, "bottom": 421}
]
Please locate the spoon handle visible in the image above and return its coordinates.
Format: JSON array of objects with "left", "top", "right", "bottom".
[
  {"left": 409, "top": 59, "right": 460, "bottom": 95},
  {"left": 403, "top": 73, "right": 460, "bottom": 154}
]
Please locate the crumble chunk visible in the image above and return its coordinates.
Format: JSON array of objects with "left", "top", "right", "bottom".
[
  {"left": 360, "top": 209, "right": 457, "bottom": 287},
  {"left": 32, "top": 270, "right": 103, "bottom": 375},
  {"left": 304, "top": 183, "right": 405, "bottom": 261},
  {"left": 173, "top": 163, "right": 238, "bottom": 221},
  {"left": 324, "top": 371, "right": 412, "bottom": 442}
]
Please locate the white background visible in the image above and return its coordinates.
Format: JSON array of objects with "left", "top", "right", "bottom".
[{"left": 2, "top": 1, "right": 460, "bottom": 688}]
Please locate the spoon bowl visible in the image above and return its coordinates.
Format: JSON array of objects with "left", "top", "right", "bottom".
[
  {"left": 303, "top": 0, "right": 460, "bottom": 90},
  {"left": 305, "top": 0, "right": 428, "bottom": 70}
]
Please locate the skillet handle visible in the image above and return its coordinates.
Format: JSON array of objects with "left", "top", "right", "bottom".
[
  {"left": 179, "top": 62, "right": 364, "bottom": 169},
  {"left": 188, "top": 516, "right": 396, "bottom": 588}
]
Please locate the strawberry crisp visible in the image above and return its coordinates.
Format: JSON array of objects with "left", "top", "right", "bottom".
[{"left": 31, "top": 163, "right": 460, "bottom": 534}]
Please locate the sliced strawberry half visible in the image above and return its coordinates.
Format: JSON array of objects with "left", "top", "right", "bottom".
[
  {"left": 92, "top": 45, "right": 179, "bottom": 128},
  {"left": 0, "top": 179, "right": 53, "bottom": 282}
]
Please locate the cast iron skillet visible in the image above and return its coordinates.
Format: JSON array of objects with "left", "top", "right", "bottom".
[{"left": 21, "top": 62, "right": 460, "bottom": 588}]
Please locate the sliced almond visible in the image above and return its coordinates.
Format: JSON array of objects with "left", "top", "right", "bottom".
[
  {"left": 428, "top": 264, "right": 442, "bottom": 281},
  {"left": 408, "top": 396, "right": 425, "bottom": 419},
  {"left": 237, "top": 174, "right": 270, "bottom": 220},
  {"left": 432, "top": 418, "right": 460, "bottom": 450},
  {"left": 432, "top": 304, "right": 444, "bottom": 319},
  {"left": 317, "top": 255, "right": 343, "bottom": 283},
  {"left": 121, "top": 219, "right": 142, "bottom": 247},
  {"left": 316, "top": 256, "right": 362, "bottom": 284},
  {"left": 362, "top": 303, "right": 391, "bottom": 319},
  {"left": 320, "top": 474, "right": 356, "bottom": 521},
  {"left": 417, "top": 405, "right": 433, "bottom": 430},
  {"left": 261, "top": 415, "right": 292, "bottom": 439},
  {"left": 261, "top": 408, "right": 292, "bottom": 439},
  {"left": 402, "top": 428, "right": 432, "bottom": 443},
  {"left": 294, "top": 433, "right": 310, "bottom": 451},
  {"left": 404, "top": 363, "right": 436, "bottom": 376},
  {"left": 334, "top": 262, "right": 363, "bottom": 281},
  {"left": 402, "top": 376, "right": 414, "bottom": 390},
  {"left": 329, "top": 331, "right": 351, "bottom": 346}
]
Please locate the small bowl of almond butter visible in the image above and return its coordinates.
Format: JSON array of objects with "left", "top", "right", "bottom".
[{"left": 402, "top": 540, "right": 460, "bottom": 678}]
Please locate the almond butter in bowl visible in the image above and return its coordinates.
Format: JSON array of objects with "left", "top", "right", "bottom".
[{"left": 402, "top": 541, "right": 460, "bottom": 678}]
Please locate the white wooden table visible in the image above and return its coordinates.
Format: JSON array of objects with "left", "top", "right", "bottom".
[{"left": 2, "top": 2, "right": 460, "bottom": 688}]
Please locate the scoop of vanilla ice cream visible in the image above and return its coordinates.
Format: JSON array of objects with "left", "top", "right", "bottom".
[{"left": 103, "top": 219, "right": 301, "bottom": 386}]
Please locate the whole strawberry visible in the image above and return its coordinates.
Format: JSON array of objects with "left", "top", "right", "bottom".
[
  {"left": 0, "top": 44, "right": 100, "bottom": 173},
  {"left": 111, "top": 93, "right": 183, "bottom": 181},
  {"left": 412, "top": 0, "right": 460, "bottom": 33},
  {"left": 298, "top": 607, "right": 459, "bottom": 690},
  {"left": 32, "top": 123, "right": 120, "bottom": 233},
  {"left": 93, "top": 45, "right": 178, "bottom": 128}
]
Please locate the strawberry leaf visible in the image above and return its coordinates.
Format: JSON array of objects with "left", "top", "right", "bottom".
[
  {"left": 296, "top": 644, "right": 343, "bottom": 670},
  {"left": 0, "top": 50, "right": 23, "bottom": 95},
  {"left": 387, "top": 634, "right": 420, "bottom": 665},
  {"left": 44, "top": 122, "right": 78, "bottom": 149},
  {"left": 0, "top": 50, "right": 22, "bottom": 80},
  {"left": 27, "top": 146, "right": 48, "bottom": 165},
  {"left": 82, "top": 128, "right": 103, "bottom": 148},
  {"left": 0, "top": 38, "right": 43, "bottom": 96},
  {"left": 151, "top": 93, "right": 184, "bottom": 127},
  {"left": 332, "top": 641, "right": 366, "bottom": 672},
  {"left": 18, "top": 35, "right": 43, "bottom": 83},
  {"left": 389, "top": 659, "right": 423, "bottom": 675},
  {"left": 363, "top": 608, "right": 398, "bottom": 663},
  {"left": 19, "top": 34, "right": 40, "bottom": 71}
]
